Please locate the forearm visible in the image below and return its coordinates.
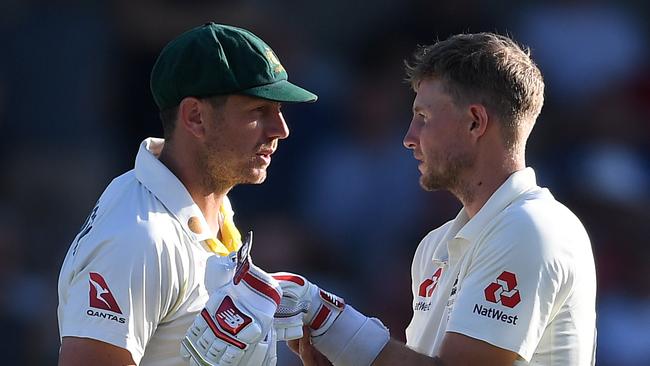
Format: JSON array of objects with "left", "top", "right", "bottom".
[
  {"left": 373, "top": 339, "right": 444, "bottom": 366},
  {"left": 375, "top": 332, "right": 518, "bottom": 366},
  {"left": 59, "top": 337, "right": 136, "bottom": 366},
  {"left": 274, "top": 272, "right": 517, "bottom": 366}
]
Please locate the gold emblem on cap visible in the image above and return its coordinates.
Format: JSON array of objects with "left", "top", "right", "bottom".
[
  {"left": 188, "top": 216, "right": 203, "bottom": 234},
  {"left": 265, "top": 48, "right": 285, "bottom": 74}
]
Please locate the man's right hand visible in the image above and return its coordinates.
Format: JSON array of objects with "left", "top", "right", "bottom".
[
  {"left": 181, "top": 239, "right": 282, "bottom": 366},
  {"left": 271, "top": 273, "right": 345, "bottom": 341},
  {"left": 287, "top": 327, "right": 333, "bottom": 366},
  {"left": 272, "top": 272, "right": 390, "bottom": 366}
]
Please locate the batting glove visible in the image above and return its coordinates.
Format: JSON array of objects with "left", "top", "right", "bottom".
[
  {"left": 272, "top": 272, "right": 390, "bottom": 366},
  {"left": 181, "top": 233, "right": 281, "bottom": 366}
]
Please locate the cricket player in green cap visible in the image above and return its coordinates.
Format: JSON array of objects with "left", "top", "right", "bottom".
[{"left": 57, "top": 22, "right": 317, "bottom": 366}]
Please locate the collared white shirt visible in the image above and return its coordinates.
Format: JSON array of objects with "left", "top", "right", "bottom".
[
  {"left": 58, "top": 138, "right": 231, "bottom": 365},
  {"left": 405, "top": 168, "right": 597, "bottom": 365}
]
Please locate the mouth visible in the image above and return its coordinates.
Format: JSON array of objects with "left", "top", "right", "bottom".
[
  {"left": 411, "top": 149, "right": 423, "bottom": 161},
  {"left": 255, "top": 149, "right": 275, "bottom": 166},
  {"left": 413, "top": 155, "right": 426, "bottom": 172}
]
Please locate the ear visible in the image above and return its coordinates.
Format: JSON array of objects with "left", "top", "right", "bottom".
[
  {"left": 467, "top": 104, "right": 488, "bottom": 141},
  {"left": 178, "top": 97, "right": 206, "bottom": 138}
]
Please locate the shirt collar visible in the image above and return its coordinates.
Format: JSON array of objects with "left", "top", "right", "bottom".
[
  {"left": 430, "top": 208, "right": 469, "bottom": 265},
  {"left": 455, "top": 167, "right": 539, "bottom": 242},
  {"left": 134, "top": 137, "right": 216, "bottom": 242}
]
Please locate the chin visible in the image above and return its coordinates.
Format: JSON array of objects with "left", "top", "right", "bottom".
[
  {"left": 420, "top": 173, "right": 446, "bottom": 192},
  {"left": 252, "top": 176, "right": 267, "bottom": 184},
  {"left": 419, "top": 177, "right": 436, "bottom": 192},
  {"left": 244, "top": 169, "right": 268, "bottom": 184}
]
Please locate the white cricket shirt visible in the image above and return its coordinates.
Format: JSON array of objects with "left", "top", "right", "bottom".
[
  {"left": 405, "top": 168, "right": 597, "bottom": 365},
  {"left": 58, "top": 138, "right": 234, "bottom": 365}
]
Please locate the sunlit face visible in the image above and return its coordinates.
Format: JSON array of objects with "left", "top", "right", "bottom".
[
  {"left": 403, "top": 78, "right": 476, "bottom": 192},
  {"left": 198, "top": 95, "right": 289, "bottom": 190}
]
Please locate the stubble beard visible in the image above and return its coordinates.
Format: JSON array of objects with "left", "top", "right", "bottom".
[
  {"left": 199, "top": 140, "right": 268, "bottom": 193},
  {"left": 420, "top": 149, "right": 476, "bottom": 199}
]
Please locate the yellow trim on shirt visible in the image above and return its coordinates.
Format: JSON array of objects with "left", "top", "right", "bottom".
[{"left": 202, "top": 201, "right": 242, "bottom": 256}]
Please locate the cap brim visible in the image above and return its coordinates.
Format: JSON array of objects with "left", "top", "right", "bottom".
[{"left": 240, "top": 80, "right": 318, "bottom": 103}]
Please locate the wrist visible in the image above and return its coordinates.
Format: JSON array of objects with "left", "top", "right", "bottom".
[
  {"left": 306, "top": 286, "right": 346, "bottom": 337},
  {"left": 312, "top": 305, "right": 390, "bottom": 366}
]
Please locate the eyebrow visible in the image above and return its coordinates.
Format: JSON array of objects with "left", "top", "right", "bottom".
[{"left": 247, "top": 100, "right": 282, "bottom": 109}]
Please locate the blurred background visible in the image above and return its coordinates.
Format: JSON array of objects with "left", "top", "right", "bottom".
[{"left": 1, "top": 0, "right": 649, "bottom": 364}]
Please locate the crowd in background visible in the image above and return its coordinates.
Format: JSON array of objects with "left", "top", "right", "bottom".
[{"left": 1, "top": 0, "right": 649, "bottom": 364}]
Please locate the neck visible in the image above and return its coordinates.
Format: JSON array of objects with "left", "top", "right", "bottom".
[
  {"left": 159, "top": 141, "right": 229, "bottom": 235},
  {"left": 454, "top": 155, "right": 525, "bottom": 218}
]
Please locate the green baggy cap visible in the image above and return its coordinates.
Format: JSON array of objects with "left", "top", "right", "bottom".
[{"left": 150, "top": 22, "right": 318, "bottom": 110}]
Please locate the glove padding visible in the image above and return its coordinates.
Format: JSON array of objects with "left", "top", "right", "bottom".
[
  {"left": 271, "top": 273, "right": 344, "bottom": 341},
  {"left": 272, "top": 272, "right": 390, "bottom": 366},
  {"left": 181, "top": 240, "right": 281, "bottom": 365}
]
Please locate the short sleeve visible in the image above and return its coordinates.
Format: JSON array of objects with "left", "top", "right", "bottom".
[
  {"left": 58, "top": 225, "right": 178, "bottom": 364},
  {"left": 445, "top": 215, "right": 572, "bottom": 361}
]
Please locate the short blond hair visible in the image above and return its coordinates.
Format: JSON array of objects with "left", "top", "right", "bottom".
[{"left": 405, "top": 33, "right": 545, "bottom": 150}]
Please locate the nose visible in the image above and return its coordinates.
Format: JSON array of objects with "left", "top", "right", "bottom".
[
  {"left": 403, "top": 118, "right": 419, "bottom": 150},
  {"left": 267, "top": 112, "right": 290, "bottom": 140}
]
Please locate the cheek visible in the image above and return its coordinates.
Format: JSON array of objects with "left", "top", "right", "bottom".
[
  {"left": 233, "top": 121, "right": 262, "bottom": 141},
  {"left": 210, "top": 123, "right": 256, "bottom": 153},
  {"left": 419, "top": 127, "right": 462, "bottom": 165},
  {"left": 418, "top": 126, "right": 441, "bottom": 155}
]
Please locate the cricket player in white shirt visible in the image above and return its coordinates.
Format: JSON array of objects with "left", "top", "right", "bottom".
[
  {"left": 57, "top": 23, "right": 317, "bottom": 365},
  {"left": 270, "top": 33, "right": 597, "bottom": 366}
]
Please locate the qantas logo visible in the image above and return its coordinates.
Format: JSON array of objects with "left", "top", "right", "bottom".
[
  {"left": 88, "top": 272, "right": 122, "bottom": 314},
  {"left": 86, "top": 309, "right": 126, "bottom": 323},
  {"left": 418, "top": 267, "right": 443, "bottom": 297}
]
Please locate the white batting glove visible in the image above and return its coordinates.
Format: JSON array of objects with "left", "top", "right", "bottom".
[
  {"left": 272, "top": 272, "right": 390, "bottom": 366},
  {"left": 181, "top": 233, "right": 281, "bottom": 366},
  {"left": 272, "top": 273, "right": 344, "bottom": 340}
]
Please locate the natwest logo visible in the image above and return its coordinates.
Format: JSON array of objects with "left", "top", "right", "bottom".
[
  {"left": 484, "top": 271, "right": 521, "bottom": 308},
  {"left": 418, "top": 267, "right": 443, "bottom": 297},
  {"left": 89, "top": 272, "right": 122, "bottom": 314},
  {"left": 216, "top": 296, "right": 252, "bottom": 335}
]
